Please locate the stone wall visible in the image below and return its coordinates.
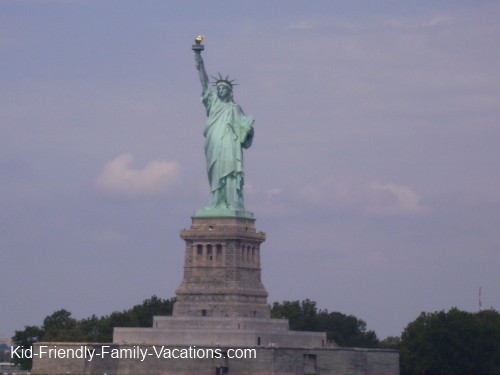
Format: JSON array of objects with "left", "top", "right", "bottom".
[
  {"left": 174, "top": 216, "right": 270, "bottom": 319},
  {"left": 31, "top": 343, "right": 399, "bottom": 375}
]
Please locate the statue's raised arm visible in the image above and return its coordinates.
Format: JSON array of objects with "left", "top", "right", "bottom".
[
  {"left": 191, "top": 36, "right": 255, "bottom": 218},
  {"left": 192, "top": 35, "right": 208, "bottom": 92},
  {"left": 194, "top": 52, "right": 209, "bottom": 92}
]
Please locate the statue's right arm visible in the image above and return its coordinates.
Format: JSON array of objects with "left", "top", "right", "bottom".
[{"left": 195, "top": 53, "right": 209, "bottom": 92}]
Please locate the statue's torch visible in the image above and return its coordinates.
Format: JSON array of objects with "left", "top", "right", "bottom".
[{"left": 192, "top": 35, "right": 204, "bottom": 54}]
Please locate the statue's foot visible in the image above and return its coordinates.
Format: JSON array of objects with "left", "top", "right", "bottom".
[{"left": 193, "top": 206, "right": 254, "bottom": 218}]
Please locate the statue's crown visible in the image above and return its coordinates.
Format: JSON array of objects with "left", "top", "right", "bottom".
[{"left": 211, "top": 73, "right": 237, "bottom": 88}]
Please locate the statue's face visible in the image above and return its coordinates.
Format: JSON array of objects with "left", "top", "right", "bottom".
[{"left": 217, "top": 84, "right": 231, "bottom": 101}]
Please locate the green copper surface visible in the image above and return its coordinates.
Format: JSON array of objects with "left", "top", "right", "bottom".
[
  {"left": 193, "top": 207, "right": 254, "bottom": 219},
  {"left": 193, "top": 41, "right": 254, "bottom": 218}
]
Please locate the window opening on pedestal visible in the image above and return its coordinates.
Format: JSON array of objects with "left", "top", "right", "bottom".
[
  {"left": 216, "top": 244, "right": 223, "bottom": 262},
  {"left": 304, "top": 353, "right": 317, "bottom": 374},
  {"left": 216, "top": 366, "right": 228, "bottom": 375},
  {"left": 207, "top": 245, "right": 212, "bottom": 262},
  {"left": 196, "top": 245, "right": 203, "bottom": 262},
  {"left": 202, "top": 309, "right": 208, "bottom": 316}
]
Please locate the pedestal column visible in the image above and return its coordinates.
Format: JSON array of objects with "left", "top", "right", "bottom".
[{"left": 173, "top": 216, "right": 269, "bottom": 318}]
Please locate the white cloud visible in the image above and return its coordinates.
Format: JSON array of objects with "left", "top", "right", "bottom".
[
  {"left": 385, "top": 14, "right": 455, "bottom": 30},
  {"left": 96, "top": 153, "right": 180, "bottom": 196},
  {"left": 367, "top": 181, "right": 423, "bottom": 215},
  {"left": 298, "top": 180, "right": 424, "bottom": 216}
]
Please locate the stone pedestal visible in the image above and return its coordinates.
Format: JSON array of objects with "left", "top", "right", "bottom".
[
  {"left": 113, "top": 316, "right": 326, "bottom": 348},
  {"left": 31, "top": 215, "right": 400, "bottom": 374},
  {"left": 112, "top": 216, "right": 327, "bottom": 348},
  {"left": 173, "top": 216, "right": 270, "bottom": 319}
]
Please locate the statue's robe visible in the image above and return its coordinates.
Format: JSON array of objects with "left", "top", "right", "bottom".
[{"left": 202, "top": 87, "right": 254, "bottom": 209}]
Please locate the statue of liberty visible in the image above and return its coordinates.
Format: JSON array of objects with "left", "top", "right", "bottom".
[{"left": 192, "top": 37, "right": 255, "bottom": 217}]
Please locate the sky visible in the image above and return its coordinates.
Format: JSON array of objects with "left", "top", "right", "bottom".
[{"left": 1, "top": 0, "right": 500, "bottom": 341}]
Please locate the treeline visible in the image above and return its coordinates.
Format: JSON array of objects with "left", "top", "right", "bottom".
[
  {"left": 270, "top": 299, "right": 379, "bottom": 348},
  {"left": 12, "top": 297, "right": 500, "bottom": 374},
  {"left": 399, "top": 308, "right": 500, "bottom": 374},
  {"left": 272, "top": 300, "right": 500, "bottom": 373},
  {"left": 12, "top": 296, "right": 175, "bottom": 369}
]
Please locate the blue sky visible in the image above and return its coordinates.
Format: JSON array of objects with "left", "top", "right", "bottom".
[{"left": 1, "top": 0, "right": 500, "bottom": 340}]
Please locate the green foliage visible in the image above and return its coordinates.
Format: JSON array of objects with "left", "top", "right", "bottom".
[
  {"left": 12, "top": 325, "right": 44, "bottom": 370},
  {"left": 319, "top": 311, "right": 379, "bottom": 347},
  {"left": 42, "top": 309, "right": 78, "bottom": 341},
  {"left": 271, "top": 299, "right": 320, "bottom": 331},
  {"left": 400, "top": 308, "right": 500, "bottom": 374},
  {"left": 378, "top": 335, "right": 401, "bottom": 350},
  {"left": 16, "top": 296, "right": 500, "bottom": 374},
  {"left": 271, "top": 299, "right": 379, "bottom": 348},
  {"left": 97, "top": 295, "right": 175, "bottom": 342},
  {"left": 11, "top": 295, "right": 175, "bottom": 370}
]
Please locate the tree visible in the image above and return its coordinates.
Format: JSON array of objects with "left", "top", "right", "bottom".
[
  {"left": 400, "top": 308, "right": 500, "bottom": 374},
  {"left": 271, "top": 299, "right": 320, "bottom": 331},
  {"left": 476, "top": 309, "right": 500, "bottom": 373},
  {"left": 12, "top": 325, "right": 44, "bottom": 370},
  {"left": 271, "top": 299, "right": 379, "bottom": 348},
  {"left": 11, "top": 295, "right": 176, "bottom": 370},
  {"left": 379, "top": 335, "right": 401, "bottom": 350},
  {"left": 128, "top": 295, "right": 175, "bottom": 326},
  {"left": 98, "top": 295, "right": 175, "bottom": 341},
  {"left": 318, "top": 311, "right": 379, "bottom": 348},
  {"left": 42, "top": 309, "right": 78, "bottom": 341},
  {"left": 77, "top": 314, "right": 102, "bottom": 342}
]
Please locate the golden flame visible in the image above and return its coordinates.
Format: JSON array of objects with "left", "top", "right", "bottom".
[{"left": 195, "top": 35, "right": 204, "bottom": 45}]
